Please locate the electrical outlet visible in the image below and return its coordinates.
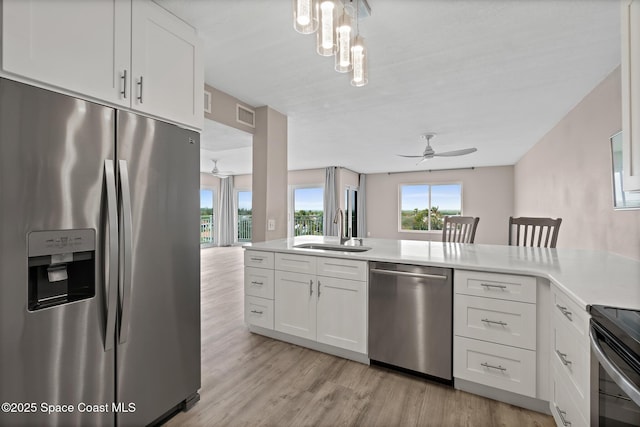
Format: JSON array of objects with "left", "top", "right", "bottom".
[{"left": 267, "top": 219, "right": 276, "bottom": 231}]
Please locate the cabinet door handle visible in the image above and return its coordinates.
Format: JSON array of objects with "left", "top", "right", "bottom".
[
  {"left": 556, "top": 304, "right": 573, "bottom": 321},
  {"left": 121, "top": 70, "right": 127, "bottom": 99},
  {"left": 137, "top": 76, "right": 144, "bottom": 103},
  {"left": 318, "top": 280, "right": 321, "bottom": 298},
  {"left": 556, "top": 350, "right": 572, "bottom": 366},
  {"left": 481, "top": 318, "right": 508, "bottom": 326},
  {"left": 480, "top": 362, "right": 507, "bottom": 372},
  {"left": 251, "top": 281, "right": 264, "bottom": 286},
  {"left": 309, "top": 279, "right": 313, "bottom": 296},
  {"left": 554, "top": 406, "right": 571, "bottom": 426},
  {"left": 250, "top": 310, "right": 263, "bottom": 315},
  {"left": 480, "top": 283, "right": 507, "bottom": 290}
]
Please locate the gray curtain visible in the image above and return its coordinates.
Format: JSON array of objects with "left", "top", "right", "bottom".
[
  {"left": 357, "top": 173, "right": 366, "bottom": 238},
  {"left": 323, "top": 167, "right": 338, "bottom": 236},
  {"left": 218, "top": 176, "right": 235, "bottom": 246}
]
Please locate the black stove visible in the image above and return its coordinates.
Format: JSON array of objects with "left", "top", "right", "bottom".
[{"left": 590, "top": 305, "right": 640, "bottom": 426}]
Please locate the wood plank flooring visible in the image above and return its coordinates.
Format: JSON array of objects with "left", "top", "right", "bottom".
[{"left": 166, "top": 246, "right": 555, "bottom": 427}]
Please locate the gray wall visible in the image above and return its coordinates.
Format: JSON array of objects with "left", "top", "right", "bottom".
[
  {"left": 514, "top": 66, "right": 640, "bottom": 260},
  {"left": 365, "top": 166, "right": 514, "bottom": 244}
]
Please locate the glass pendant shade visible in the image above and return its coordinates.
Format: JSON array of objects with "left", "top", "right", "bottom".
[
  {"left": 293, "top": 0, "right": 318, "bottom": 34},
  {"left": 334, "top": 7, "right": 353, "bottom": 73},
  {"left": 316, "top": 1, "right": 337, "bottom": 56},
  {"left": 351, "top": 35, "right": 368, "bottom": 86}
]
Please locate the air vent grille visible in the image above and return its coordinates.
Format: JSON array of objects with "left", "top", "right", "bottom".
[{"left": 236, "top": 104, "right": 255, "bottom": 128}]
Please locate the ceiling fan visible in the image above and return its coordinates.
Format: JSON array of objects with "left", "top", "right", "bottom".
[
  {"left": 398, "top": 133, "right": 477, "bottom": 164},
  {"left": 210, "top": 159, "right": 234, "bottom": 178}
]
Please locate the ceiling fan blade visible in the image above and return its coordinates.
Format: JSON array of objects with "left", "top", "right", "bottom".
[
  {"left": 433, "top": 147, "right": 477, "bottom": 157},
  {"left": 398, "top": 154, "right": 425, "bottom": 158},
  {"left": 416, "top": 158, "right": 428, "bottom": 166}
]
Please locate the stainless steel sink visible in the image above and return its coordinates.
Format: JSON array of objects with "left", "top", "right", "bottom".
[{"left": 294, "top": 243, "right": 372, "bottom": 252}]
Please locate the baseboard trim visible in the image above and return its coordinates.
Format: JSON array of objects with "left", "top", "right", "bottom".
[
  {"left": 455, "top": 378, "right": 551, "bottom": 415},
  {"left": 248, "top": 325, "right": 370, "bottom": 365}
]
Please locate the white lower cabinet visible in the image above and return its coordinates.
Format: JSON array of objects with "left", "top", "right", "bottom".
[
  {"left": 245, "top": 295, "right": 274, "bottom": 330},
  {"left": 550, "top": 284, "right": 590, "bottom": 426},
  {"left": 271, "top": 253, "right": 368, "bottom": 354},
  {"left": 454, "top": 270, "right": 538, "bottom": 399},
  {"left": 454, "top": 336, "right": 536, "bottom": 397},
  {"left": 243, "top": 250, "right": 275, "bottom": 329}
]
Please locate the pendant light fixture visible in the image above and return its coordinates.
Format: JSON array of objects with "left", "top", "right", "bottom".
[
  {"left": 317, "top": 1, "right": 337, "bottom": 56},
  {"left": 292, "top": 0, "right": 370, "bottom": 86},
  {"left": 334, "top": 3, "right": 353, "bottom": 73},
  {"left": 293, "top": 0, "right": 318, "bottom": 34},
  {"left": 350, "top": 0, "right": 368, "bottom": 87}
]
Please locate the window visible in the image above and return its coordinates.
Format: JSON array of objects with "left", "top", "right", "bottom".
[
  {"left": 399, "top": 184, "right": 462, "bottom": 231},
  {"left": 291, "top": 186, "right": 324, "bottom": 236},
  {"left": 237, "top": 190, "right": 252, "bottom": 242},
  {"left": 200, "top": 189, "right": 216, "bottom": 245}
]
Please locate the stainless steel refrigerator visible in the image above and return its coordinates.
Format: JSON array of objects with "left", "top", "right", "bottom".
[{"left": 0, "top": 78, "right": 201, "bottom": 426}]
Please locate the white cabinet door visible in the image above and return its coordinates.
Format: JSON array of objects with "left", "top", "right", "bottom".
[
  {"left": 2, "top": 0, "right": 131, "bottom": 107},
  {"left": 131, "top": 0, "right": 203, "bottom": 129},
  {"left": 622, "top": 0, "right": 640, "bottom": 191},
  {"left": 316, "top": 276, "right": 367, "bottom": 353},
  {"left": 274, "top": 271, "right": 316, "bottom": 340}
]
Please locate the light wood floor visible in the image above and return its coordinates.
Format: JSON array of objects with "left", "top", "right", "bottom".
[{"left": 166, "top": 246, "right": 555, "bottom": 427}]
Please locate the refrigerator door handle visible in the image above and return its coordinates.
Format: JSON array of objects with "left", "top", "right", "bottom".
[
  {"left": 104, "top": 160, "right": 118, "bottom": 351},
  {"left": 118, "top": 160, "right": 133, "bottom": 344}
]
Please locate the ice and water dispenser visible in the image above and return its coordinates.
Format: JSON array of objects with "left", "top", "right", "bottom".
[{"left": 27, "top": 229, "right": 96, "bottom": 311}]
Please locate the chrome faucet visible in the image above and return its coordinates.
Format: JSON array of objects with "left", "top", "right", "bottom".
[{"left": 333, "top": 208, "right": 349, "bottom": 244}]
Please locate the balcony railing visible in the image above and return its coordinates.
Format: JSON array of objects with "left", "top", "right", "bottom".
[
  {"left": 294, "top": 214, "right": 323, "bottom": 236},
  {"left": 200, "top": 215, "right": 214, "bottom": 244},
  {"left": 238, "top": 215, "right": 252, "bottom": 242}
]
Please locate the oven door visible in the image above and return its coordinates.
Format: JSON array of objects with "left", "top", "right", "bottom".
[{"left": 590, "top": 321, "right": 640, "bottom": 426}]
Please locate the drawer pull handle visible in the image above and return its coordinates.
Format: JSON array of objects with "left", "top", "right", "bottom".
[
  {"left": 555, "top": 406, "right": 571, "bottom": 426},
  {"left": 251, "top": 281, "right": 264, "bottom": 286},
  {"left": 480, "top": 362, "right": 507, "bottom": 372},
  {"left": 250, "top": 257, "right": 264, "bottom": 262},
  {"left": 250, "top": 310, "right": 263, "bottom": 315},
  {"left": 481, "top": 318, "right": 508, "bottom": 326},
  {"left": 480, "top": 283, "right": 507, "bottom": 290},
  {"left": 556, "top": 304, "right": 573, "bottom": 321},
  {"left": 309, "top": 279, "right": 313, "bottom": 296},
  {"left": 556, "top": 350, "right": 572, "bottom": 366}
]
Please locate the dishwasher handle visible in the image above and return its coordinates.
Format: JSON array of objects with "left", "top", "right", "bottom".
[{"left": 370, "top": 268, "right": 448, "bottom": 281}]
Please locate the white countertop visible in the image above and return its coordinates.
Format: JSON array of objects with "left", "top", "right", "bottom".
[{"left": 244, "top": 236, "right": 640, "bottom": 311}]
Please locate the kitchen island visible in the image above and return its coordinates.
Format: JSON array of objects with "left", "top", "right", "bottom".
[{"left": 243, "top": 236, "right": 640, "bottom": 426}]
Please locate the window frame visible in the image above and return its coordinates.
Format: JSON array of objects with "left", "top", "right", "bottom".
[
  {"left": 200, "top": 187, "right": 217, "bottom": 247},
  {"left": 397, "top": 182, "right": 464, "bottom": 233},
  {"left": 235, "top": 188, "right": 252, "bottom": 243}
]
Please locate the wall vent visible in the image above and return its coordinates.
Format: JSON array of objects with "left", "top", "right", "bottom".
[{"left": 236, "top": 104, "right": 255, "bottom": 128}]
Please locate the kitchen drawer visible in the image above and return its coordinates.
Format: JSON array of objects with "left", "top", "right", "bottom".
[
  {"left": 455, "top": 270, "right": 536, "bottom": 303},
  {"left": 455, "top": 294, "right": 536, "bottom": 350},
  {"left": 552, "top": 285, "right": 589, "bottom": 341},
  {"left": 275, "top": 252, "right": 317, "bottom": 274},
  {"left": 551, "top": 364, "right": 589, "bottom": 427},
  {"left": 244, "top": 267, "right": 274, "bottom": 299},
  {"left": 244, "top": 250, "right": 275, "bottom": 269},
  {"left": 245, "top": 295, "right": 274, "bottom": 330},
  {"left": 317, "top": 257, "right": 367, "bottom": 282},
  {"left": 552, "top": 310, "right": 590, "bottom": 413},
  {"left": 454, "top": 336, "right": 536, "bottom": 398}
]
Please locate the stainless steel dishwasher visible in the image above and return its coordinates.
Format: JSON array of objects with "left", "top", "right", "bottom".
[{"left": 369, "top": 262, "right": 452, "bottom": 381}]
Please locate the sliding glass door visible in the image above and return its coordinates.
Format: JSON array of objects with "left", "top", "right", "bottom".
[
  {"left": 290, "top": 186, "right": 324, "bottom": 237},
  {"left": 200, "top": 189, "right": 216, "bottom": 246},
  {"left": 237, "top": 190, "right": 252, "bottom": 242}
]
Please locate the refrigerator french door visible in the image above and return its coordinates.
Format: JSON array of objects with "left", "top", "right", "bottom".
[{"left": 0, "top": 78, "right": 200, "bottom": 427}]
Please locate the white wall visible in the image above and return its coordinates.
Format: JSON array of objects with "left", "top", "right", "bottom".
[
  {"left": 514, "top": 67, "right": 640, "bottom": 260},
  {"left": 366, "top": 166, "right": 514, "bottom": 244}
]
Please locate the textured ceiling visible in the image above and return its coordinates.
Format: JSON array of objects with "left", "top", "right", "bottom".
[{"left": 157, "top": 0, "right": 621, "bottom": 175}]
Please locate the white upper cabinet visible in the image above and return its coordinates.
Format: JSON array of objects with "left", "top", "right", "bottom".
[
  {"left": 622, "top": 0, "right": 640, "bottom": 191},
  {"left": 131, "top": 0, "right": 203, "bottom": 130},
  {"left": 2, "top": 0, "right": 131, "bottom": 108},
  {"left": 1, "top": 0, "right": 203, "bottom": 130}
]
